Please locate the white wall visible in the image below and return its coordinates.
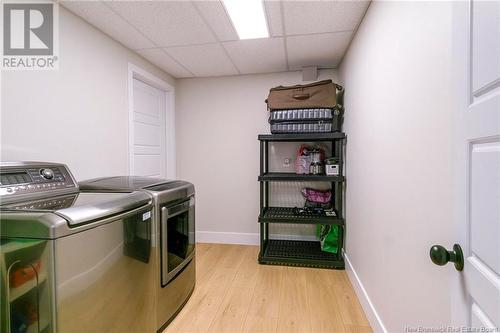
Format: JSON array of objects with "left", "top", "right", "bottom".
[
  {"left": 176, "top": 70, "right": 338, "bottom": 243},
  {"left": 0, "top": 7, "right": 175, "bottom": 181},
  {"left": 338, "top": 1, "right": 454, "bottom": 331}
]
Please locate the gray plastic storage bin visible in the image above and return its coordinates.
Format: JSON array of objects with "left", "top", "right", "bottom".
[{"left": 268, "top": 108, "right": 342, "bottom": 134}]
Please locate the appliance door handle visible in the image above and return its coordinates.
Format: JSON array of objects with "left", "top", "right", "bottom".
[{"left": 160, "top": 206, "right": 170, "bottom": 286}]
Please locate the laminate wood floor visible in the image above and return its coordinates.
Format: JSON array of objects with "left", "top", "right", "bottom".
[{"left": 164, "top": 243, "right": 372, "bottom": 333}]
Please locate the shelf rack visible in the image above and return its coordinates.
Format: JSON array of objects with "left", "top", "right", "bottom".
[
  {"left": 259, "top": 207, "right": 344, "bottom": 225},
  {"left": 258, "top": 173, "right": 344, "bottom": 182},
  {"left": 258, "top": 132, "right": 346, "bottom": 269},
  {"left": 258, "top": 132, "right": 346, "bottom": 142}
]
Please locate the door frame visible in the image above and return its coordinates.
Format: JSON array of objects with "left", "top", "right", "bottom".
[
  {"left": 451, "top": 0, "right": 500, "bottom": 327},
  {"left": 451, "top": 0, "right": 469, "bottom": 324},
  {"left": 127, "top": 63, "right": 176, "bottom": 179}
]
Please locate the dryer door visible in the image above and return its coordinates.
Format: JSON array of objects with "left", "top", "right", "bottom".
[{"left": 160, "top": 196, "right": 195, "bottom": 286}]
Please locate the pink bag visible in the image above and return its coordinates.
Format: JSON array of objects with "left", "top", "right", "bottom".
[{"left": 301, "top": 188, "right": 331, "bottom": 204}]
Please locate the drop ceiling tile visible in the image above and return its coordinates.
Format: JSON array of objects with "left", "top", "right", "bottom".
[
  {"left": 61, "top": 1, "right": 154, "bottom": 50},
  {"left": 136, "top": 48, "right": 193, "bottom": 78},
  {"left": 165, "top": 44, "right": 238, "bottom": 77},
  {"left": 264, "top": 0, "right": 283, "bottom": 37},
  {"left": 283, "top": 1, "right": 370, "bottom": 35},
  {"left": 106, "top": 1, "right": 216, "bottom": 47},
  {"left": 286, "top": 32, "right": 353, "bottom": 69},
  {"left": 223, "top": 38, "right": 286, "bottom": 74},
  {"left": 193, "top": 1, "right": 238, "bottom": 41}
]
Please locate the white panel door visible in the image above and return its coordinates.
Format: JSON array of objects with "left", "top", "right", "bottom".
[
  {"left": 452, "top": 0, "right": 500, "bottom": 328},
  {"left": 131, "top": 78, "right": 166, "bottom": 177}
]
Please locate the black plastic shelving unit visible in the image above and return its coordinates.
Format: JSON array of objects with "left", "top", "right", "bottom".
[{"left": 258, "top": 132, "right": 346, "bottom": 269}]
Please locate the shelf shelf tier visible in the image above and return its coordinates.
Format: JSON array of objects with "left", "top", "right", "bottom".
[
  {"left": 258, "top": 132, "right": 346, "bottom": 142},
  {"left": 259, "top": 207, "right": 344, "bottom": 225},
  {"left": 258, "top": 240, "right": 345, "bottom": 269},
  {"left": 259, "top": 173, "right": 344, "bottom": 182}
]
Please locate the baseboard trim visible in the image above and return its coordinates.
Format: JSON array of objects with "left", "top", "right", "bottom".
[
  {"left": 344, "top": 253, "right": 387, "bottom": 333},
  {"left": 196, "top": 231, "right": 259, "bottom": 245}
]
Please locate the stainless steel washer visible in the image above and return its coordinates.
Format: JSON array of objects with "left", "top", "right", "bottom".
[
  {"left": 0, "top": 162, "right": 155, "bottom": 333},
  {"left": 79, "top": 176, "right": 196, "bottom": 331}
]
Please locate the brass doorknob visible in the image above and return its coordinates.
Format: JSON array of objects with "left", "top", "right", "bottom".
[{"left": 429, "top": 244, "right": 464, "bottom": 271}]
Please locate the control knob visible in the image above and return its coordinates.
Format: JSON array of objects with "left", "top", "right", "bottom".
[{"left": 40, "top": 168, "right": 54, "bottom": 179}]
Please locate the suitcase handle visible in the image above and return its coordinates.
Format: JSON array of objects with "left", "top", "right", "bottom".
[{"left": 293, "top": 93, "right": 310, "bottom": 100}]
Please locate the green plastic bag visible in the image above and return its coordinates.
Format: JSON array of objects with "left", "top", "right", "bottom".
[{"left": 317, "top": 224, "right": 339, "bottom": 254}]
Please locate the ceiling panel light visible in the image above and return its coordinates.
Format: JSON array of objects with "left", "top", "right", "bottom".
[{"left": 222, "top": 0, "right": 269, "bottom": 40}]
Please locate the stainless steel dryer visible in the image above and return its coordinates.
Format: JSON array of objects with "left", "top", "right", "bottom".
[
  {"left": 79, "top": 176, "right": 196, "bottom": 331},
  {"left": 0, "top": 162, "right": 155, "bottom": 333}
]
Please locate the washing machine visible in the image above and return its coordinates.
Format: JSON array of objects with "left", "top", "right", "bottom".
[
  {"left": 0, "top": 162, "right": 155, "bottom": 333},
  {"left": 79, "top": 176, "right": 196, "bottom": 331}
]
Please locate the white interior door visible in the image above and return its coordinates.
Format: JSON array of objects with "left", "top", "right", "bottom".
[
  {"left": 130, "top": 78, "right": 167, "bottom": 177},
  {"left": 452, "top": 0, "right": 500, "bottom": 328}
]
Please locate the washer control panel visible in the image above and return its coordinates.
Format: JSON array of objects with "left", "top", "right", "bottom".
[
  {"left": 6, "top": 194, "right": 78, "bottom": 211},
  {"left": 0, "top": 163, "right": 77, "bottom": 199}
]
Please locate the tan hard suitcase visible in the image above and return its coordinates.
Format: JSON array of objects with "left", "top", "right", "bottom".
[{"left": 265, "top": 79, "right": 343, "bottom": 110}]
